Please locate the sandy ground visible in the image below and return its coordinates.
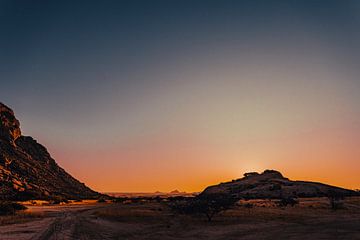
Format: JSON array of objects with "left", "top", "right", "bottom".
[{"left": 0, "top": 197, "right": 359, "bottom": 240}]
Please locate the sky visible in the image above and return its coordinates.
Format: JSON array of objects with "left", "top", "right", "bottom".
[{"left": 1, "top": 0, "right": 360, "bottom": 192}]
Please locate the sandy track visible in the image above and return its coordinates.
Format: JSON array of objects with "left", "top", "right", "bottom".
[
  {"left": 0, "top": 204, "right": 115, "bottom": 240},
  {"left": 32, "top": 205, "right": 116, "bottom": 240}
]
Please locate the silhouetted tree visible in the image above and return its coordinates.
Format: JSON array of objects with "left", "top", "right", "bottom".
[
  {"left": 244, "top": 172, "right": 259, "bottom": 178},
  {"left": 171, "top": 193, "right": 237, "bottom": 222},
  {"left": 327, "top": 190, "right": 345, "bottom": 210}
]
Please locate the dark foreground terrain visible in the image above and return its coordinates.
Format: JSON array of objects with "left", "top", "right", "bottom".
[{"left": 0, "top": 197, "right": 359, "bottom": 240}]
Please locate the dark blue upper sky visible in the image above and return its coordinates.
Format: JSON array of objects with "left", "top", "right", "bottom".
[{"left": 2, "top": 1, "right": 359, "bottom": 109}]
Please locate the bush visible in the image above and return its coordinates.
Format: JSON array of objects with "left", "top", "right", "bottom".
[
  {"left": 241, "top": 202, "right": 254, "bottom": 214},
  {"left": 167, "top": 196, "right": 187, "bottom": 202},
  {"left": 269, "top": 184, "right": 282, "bottom": 191},
  {"left": 0, "top": 202, "right": 27, "bottom": 215},
  {"left": 49, "top": 196, "right": 69, "bottom": 204},
  {"left": 277, "top": 197, "right": 299, "bottom": 207},
  {"left": 97, "top": 197, "right": 107, "bottom": 203},
  {"left": 111, "top": 197, "right": 127, "bottom": 203},
  {"left": 243, "top": 202, "right": 254, "bottom": 209}
]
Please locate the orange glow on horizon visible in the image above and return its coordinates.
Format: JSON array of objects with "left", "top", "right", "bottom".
[{"left": 48, "top": 121, "right": 360, "bottom": 193}]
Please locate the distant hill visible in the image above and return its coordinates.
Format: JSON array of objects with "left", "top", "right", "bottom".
[
  {"left": 200, "top": 170, "right": 358, "bottom": 199},
  {"left": 0, "top": 102, "right": 100, "bottom": 200}
]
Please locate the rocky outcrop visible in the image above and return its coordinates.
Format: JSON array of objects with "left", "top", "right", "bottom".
[
  {"left": 0, "top": 104, "right": 21, "bottom": 145},
  {"left": 0, "top": 102, "right": 100, "bottom": 200},
  {"left": 200, "top": 170, "right": 357, "bottom": 199}
]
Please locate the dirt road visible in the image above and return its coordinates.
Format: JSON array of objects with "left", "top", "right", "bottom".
[
  {"left": 0, "top": 204, "right": 117, "bottom": 240},
  {"left": 1, "top": 198, "right": 360, "bottom": 240}
]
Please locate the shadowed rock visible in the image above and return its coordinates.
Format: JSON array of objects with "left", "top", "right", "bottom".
[
  {"left": 0, "top": 102, "right": 100, "bottom": 200},
  {"left": 0, "top": 103, "right": 21, "bottom": 145},
  {"left": 201, "top": 169, "right": 357, "bottom": 199}
]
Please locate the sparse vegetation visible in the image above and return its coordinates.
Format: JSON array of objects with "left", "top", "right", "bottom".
[
  {"left": 0, "top": 201, "right": 27, "bottom": 215},
  {"left": 241, "top": 202, "right": 254, "bottom": 214},
  {"left": 49, "top": 196, "right": 69, "bottom": 204},
  {"left": 0, "top": 211, "right": 43, "bottom": 226},
  {"left": 327, "top": 190, "right": 345, "bottom": 210},
  {"left": 277, "top": 197, "right": 299, "bottom": 207},
  {"left": 97, "top": 197, "right": 107, "bottom": 203},
  {"left": 170, "top": 193, "right": 238, "bottom": 221}
]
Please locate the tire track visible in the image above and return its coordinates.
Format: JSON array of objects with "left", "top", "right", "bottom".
[{"left": 31, "top": 205, "right": 113, "bottom": 240}]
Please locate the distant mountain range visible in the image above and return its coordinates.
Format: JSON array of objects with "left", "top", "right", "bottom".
[
  {"left": 201, "top": 170, "right": 358, "bottom": 199},
  {"left": 0, "top": 102, "right": 100, "bottom": 200},
  {"left": 105, "top": 190, "right": 196, "bottom": 198}
]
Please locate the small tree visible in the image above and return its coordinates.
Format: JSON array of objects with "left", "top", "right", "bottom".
[
  {"left": 172, "top": 193, "right": 237, "bottom": 222},
  {"left": 327, "top": 190, "right": 345, "bottom": 210}
]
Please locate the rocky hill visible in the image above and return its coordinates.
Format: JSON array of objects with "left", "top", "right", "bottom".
[
  {"left": 0, "top": 102, "right": 100, "bottom": 200},
  {"left": 201, "top": 170, "right": 357, "bottom": 199}
]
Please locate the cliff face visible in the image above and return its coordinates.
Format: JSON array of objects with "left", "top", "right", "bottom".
[
  {"left": 0, "top": 102, "right": 99, "bottom": 200},
  {"left": 0, "top": 103, "right": 21, "bottom": 145},
  {"left": 201, "top": 170, "right": 357, "bottom": 199}
]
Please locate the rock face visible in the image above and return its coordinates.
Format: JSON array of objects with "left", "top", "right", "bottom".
[
  {"left": 201, "top": 170, "right": 357, "bottom": 199},
  {"left": 0, "top": 102, "right": 99, "bottom": 200},
  {"left": 0, "top": 104, "right": 21, "bottom": 145}
]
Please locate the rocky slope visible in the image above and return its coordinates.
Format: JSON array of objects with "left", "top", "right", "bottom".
[
  {"left": 201, "top": 170, "right": 357, "bottom": 199},
  {"left": 0, "top": 102, "right": 99, "bottom": 200}
]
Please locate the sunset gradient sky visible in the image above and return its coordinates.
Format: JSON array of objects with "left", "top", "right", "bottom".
[{"left": 1, "top": 0, "right": 360, "bottom": 192}]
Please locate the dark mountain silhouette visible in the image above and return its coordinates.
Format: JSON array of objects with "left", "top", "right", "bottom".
[
  {"left": 0, "top": 102, "right": 99, "bottom": 200},
  {"left": 200, "top": 170, "right": 357, "bottom": 199}
]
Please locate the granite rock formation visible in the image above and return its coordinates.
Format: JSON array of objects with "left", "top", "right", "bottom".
[
  {"left": 201, "top": 170, "right": 357, "bottom": 199},
  {"left": 0, "top": 102, "right": 99, "bottom": 200}
]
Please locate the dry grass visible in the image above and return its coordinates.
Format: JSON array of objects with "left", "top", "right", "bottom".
[
  {"left": 90, "top": 198, "right": 360, "bottom": 239},
  {"left": 1, "top": 198, "right": 360, "bottom": 239},
  {"left": 95, "top": 203, "right": 167, "bottom": 222},
  {"left": 20, "top": 199, "right": 99, "bottom": 206},
  {"left": 0, "top": 211, "right": 44, "bottom": 226}
]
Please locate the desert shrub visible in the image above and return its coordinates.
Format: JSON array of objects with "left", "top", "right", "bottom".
[
  {"left": 152, "top": 196, "right": 162, "bottom": 203},
  {"left": 241, "top": 202, "right": 254, "bottom": 214},
  {"left": 49, "top": 196, "right": 69, "bottom": 204},
  {"left": 0, "top": 202, "right": 27, "bottom": 215},
  {"left": 170, "top": 193, "right": 237, "bottom": 222},
  {"left": 112, "top": 197, "right": 128, "bottom": 203},
  {"left": 243, "top": 202, "right": 254, "bottom": 209},
  {"left": 269, "top": 184, "right": 282, "bottom": 191},
  {"left": 277, "top": 197, "right": 299, "bottom": 207},
  {"left": 167, "top": 196, "right": 187, "bottom": 202},
  {"left": 244, "top": 172, "right": 259, "bottom": 178},
  {"left": 97, "top": 197, "right": 107, "bottom": 203},
  {"left": 11, "top": 202, "right": 27, "bottom": 211},
  {"left": 327, "top": 190, "right": 345, "bottom": 210}
]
